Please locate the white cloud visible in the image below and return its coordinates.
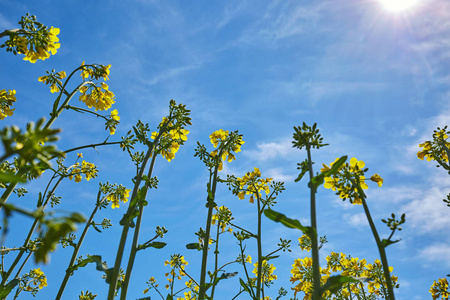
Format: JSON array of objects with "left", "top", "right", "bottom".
[
  {"left": 346, "top": 212, "right": 367, "bottom": 226},
  {"left": 418, "top": 243, "right": 450, "bottom": 267},
  {"left": 266, "top": 167, "right": 294, "bottom": 182},
  {"left": 244, "top": 138, "right": 295, "bottom": 161},
  {"left": 401, "top": 184, "right": 450, "bottom": 234}
]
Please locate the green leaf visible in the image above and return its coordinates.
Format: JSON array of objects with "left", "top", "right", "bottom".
[
  {"left": 264, "top": 208, "right": 313, "bottom": 237},
  {"left": 261, "top": 255, "right": 279, "bottom": 261},
  {"left": 90, "top": 221, "right": 102, "bottom": 233},
  {"left": 220, "top": 272, "right": 238, "bottom": 279},
  {"left": 239, "top": 278, "right": 253, "bottom": 296},
  {"left": 166, "top": 294, "right": 174, "bottom": 300},
  {"left": 321, "top": 275, "right": 370, "bottom": 294},
  {"left": 311, "top": 155, "right": 347, "bottom": 188},
  {"left": 0, "top": 173, "right": 26, "bottom": 184},
  {"left": 186, "top": 243, "right": 201, "bottom": 250},
  {"left": 68, "top": 255, "right": 107, "bottom": 273},
  {"left": 381, "top": 238, "right": 401, "bottom": 248},
  {"left": 138, "top": 241, "right": 167, "bottom": 250},
  {"left": 0, "top": 279, "right": 19, "bottom": 298}
]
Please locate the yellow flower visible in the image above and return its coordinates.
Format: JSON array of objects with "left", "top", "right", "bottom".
[
  {"left": 370, "top": 173, "right": 383, "bottom": 187},
  {"left": 0, "top": 89, "right": 16, "bottom": 120}
]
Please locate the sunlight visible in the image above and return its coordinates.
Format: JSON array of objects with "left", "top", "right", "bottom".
[{"left": 377, "top": 0, "right": 421, "bottom": 13}]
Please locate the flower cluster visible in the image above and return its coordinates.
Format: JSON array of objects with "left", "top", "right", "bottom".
[
  {"left": 106, "top": 185, "right": 131, "bottom": 209},
  {"left": 418, "top": 126, "right": 450, "bottom": 171},
  {"left": 18, "top": 268, "right": 48, "bottom": 296},
  {"left": 151, "top": 119, "right": 189, "bottom": 162},
  {"left": 143, "top": 276, "right": 159, "bottom": 294},
  {"left": 235, "top": 167, "right": 273, "bottom": 204},
  {"left": 38, "top": 70, "right": 67, "bottom": 93},
  {"left": 430, "top": 277, "right": 449, "bottom": 300},
  {"left": 80, "top": 61, "right": 111, "bottom": 81},
  {"left": 1, "top": 14, "right": 60, "bottom": 63},
  {"left": 252, "top": 260, "right": 277, "bottom": 284},
  {"left": 68, "top": 160, "right": 98, "bottom": 183},
  {"left": 79, "top": 82, "right": 115, "bottom": 111},
  {"left": 291, "top": 249, "right": 398, "bottom": 299},
  {"left": 211, "top": 205, "right": 233, "bottom": 233},
  {"left": 105, "top": 109, "right": 120, "bottom": 135},
  {"left": 0, "top": 89, "right": 16, "bottom": 120},
  {"left": 209, "top": 129, "right": 244, "bottom": 171},
  {"left": 322, "top": 157, "right": 382, "bottom": 205},
  {"left": 164, "top": 254, "right": 189, "bottom": 289}
]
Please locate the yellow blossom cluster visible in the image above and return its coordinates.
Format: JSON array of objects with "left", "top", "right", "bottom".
[
  {"left": 209, "top": 129, "right": 244, "bottom": 171},
  {"left": 106, "top": 109, "right": 120, "bottom": 135},
  {"left": 164, "top": 254, "right": 189, "bottom": 289},
  {"left": 38, "top": 70, "right": 66, "bottom": 93},
  {"left": 107, "top": 186, "right": 131, "bottom": 209},
  {"left": 211, "top": 205, "right": 233, "bottom": 233},
  {"left": 18, "top": 27, "right": 60, "bottom": 63},
  {"left": 176, "top": 281, "right": 199, "bottom": 300},
  {"left": 151, "top": 123, "right": 189, "bottom": 162},
  {"left": 418, "top": 127, "right": 450, "bottom": 164},
  {"left": 291, "top": 250, "right": 398, "bottom": 300},
  {"left": 68, "top": 160, "right": 98, "bottom": 183},
  {"left": 430, "top": 277, "right": 449, "bottom": 300},
  {"left": 236, "top": 167, "right": 273, "bottom": 204},
  {"left": 252, "top": 260, "right": 277, "bottom": 284},
  {"left": 21, "top": 268, "right": 48, "bottom": 294},
  {"left": 0, "top": 89, "right": 16, "bottom": 120},
  {"left": 79, "top": 82, "right": 115, "bottom": 111},
  {"left": 80, "top": 61, "right": 111, "bottom": 81},
  {"left": 143, "top": 276, "right": 159, "bottom": 294},
  {"left": 322, "top": 157, "right": 383, "bottom": 205}
]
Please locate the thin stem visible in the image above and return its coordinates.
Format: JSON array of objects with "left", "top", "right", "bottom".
[
  {"left": 13, "top": 250, "right": 32, "bottom": 279},
  {"left": 106, "top": 148, "right": 152, "bottom": 299},
  {"left": 256, "top": 192, "right": 263, "bottom": 300},
  {"left": 198, "top": 165, "right": 220, "bottom": 300},
  {"left": 306, "top": 147, "right": 321, "bottom": 300},
  {"left": 1, "top": 175, "right": 63, "bottom": 286},
  {"left": 120, "top": 152, "right": 158, "bottom": 299},
  {"left": 358, "top": 190, "right": 395, "bottom": 300},
  {"left": 210, "top": 220, "right": 221, "bottom": 299},
  {"left": 55, "top": 191, "right": 110, "bottom": 300},
  {"left": 108, "top": 112, "right": 170, "bottom": 299}
]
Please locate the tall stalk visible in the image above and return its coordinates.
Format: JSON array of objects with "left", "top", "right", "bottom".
[
  {"left": 55, "top": 191, "right": 110, "bottom": 300},
  {"left": 255, "top": 192, "right": 263, "bottom": 300},
  {"left": 198, "top": 164, "right": 220, "bottom": 300},
  {"left": 119, "top": 153, "right": 157, "bottom": 299},
  {"left": 107, "top": 147, "right": 153, "bottom": 299},
  {"left": 355, "top": 184, "right": 395, "bottom": 300},
  {"left": 306, "top": 146, "right": 322, "bottom": 300}
]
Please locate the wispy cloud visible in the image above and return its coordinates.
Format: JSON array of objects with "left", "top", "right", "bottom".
[
  {"left": 238, "top": 1, "right": 325, "bottom": 45},
  {"left": 418, "top": 243, "right": 450, "bottom": 267},
  {"left": 243, "top": 138, "right": 295, "bottom": 161},
  {"left": 0, "top": 12, "right": 14, "bottom": 29}
]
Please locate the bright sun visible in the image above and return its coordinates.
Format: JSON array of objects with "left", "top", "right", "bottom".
[{"left": 378, "top": 0, "right": 421, "bottom": 13}]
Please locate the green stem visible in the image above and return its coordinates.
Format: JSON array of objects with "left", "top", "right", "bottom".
[
  {"left": 306, "top": 147, "right": 321, "bottom": 300},
  {"left": 198, "top": 165, "right": 220, "bottom": 300},
  {"left": 55, "top": 191, "right": 110, "bottom": 300},
  {"left": 357, "top": 190, "right": 395, "bottom": 300},
  {"left": 120, "top": 152, "right": 158, "bottom": 300},
  {"left": 106, "top": 148, "right": 153, "bottom": 299},
  {"left": 256, "top": 192, "right": 263, "bottom": 300},
  {"left": 0, "top": 175, "right": 62, "bottom": 287},
  {"left": 210, "top": 220, "right": 221, "bottom": 299}
]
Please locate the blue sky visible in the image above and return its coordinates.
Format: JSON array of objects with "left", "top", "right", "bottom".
[{"left": 1, "top": 0, "right": 450, "bottom": 299}]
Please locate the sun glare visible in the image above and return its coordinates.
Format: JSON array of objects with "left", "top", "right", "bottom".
[{"left": 378, "top": 0, "right": 421, "bottom": 13}]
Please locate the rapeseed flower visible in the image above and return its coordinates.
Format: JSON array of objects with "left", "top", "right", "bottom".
[{"left": 0, "top": 89, "right": 16, "bottom": 119}]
